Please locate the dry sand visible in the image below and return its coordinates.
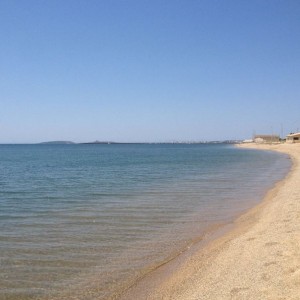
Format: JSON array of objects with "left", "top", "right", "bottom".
[{"left": 119, "top": 143, "right": 300, "bottom": 300}]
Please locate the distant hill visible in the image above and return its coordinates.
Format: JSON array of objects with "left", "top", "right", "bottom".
[{"left": 39, "top": 141, "right": 76, "bottom": 144}]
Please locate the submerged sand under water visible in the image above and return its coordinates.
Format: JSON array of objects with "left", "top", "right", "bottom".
[
  {"left": 118, "top": 143, "right": 300, "bottom": 300},
  {"left": 0, "top": 144, "right": 293, "bottom": 300}
]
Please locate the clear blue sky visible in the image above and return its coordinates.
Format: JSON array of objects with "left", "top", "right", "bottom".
[{"left": 1, "top": 0, "right": 299, "bottom": 143}]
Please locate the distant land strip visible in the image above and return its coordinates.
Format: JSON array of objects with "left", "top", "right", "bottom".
[{"left": 38, "top": 140, "right": 242, "bottom": 145}]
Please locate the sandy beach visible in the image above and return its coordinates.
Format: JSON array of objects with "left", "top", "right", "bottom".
[{"left": 119, "top": 143, "right": 300, "bottom": 300}]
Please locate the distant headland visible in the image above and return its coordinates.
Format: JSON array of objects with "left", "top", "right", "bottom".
[{"left": 38, "top": 140, "right": 241, "bottom": 145}]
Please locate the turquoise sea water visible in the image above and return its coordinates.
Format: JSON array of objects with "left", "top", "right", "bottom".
[{"left": 0, "top": 144, "right": 291, "bottom": 299}]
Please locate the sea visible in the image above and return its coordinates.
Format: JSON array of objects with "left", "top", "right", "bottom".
[{"left": 0, "top": 143, "right": 291, "bottom": 299}]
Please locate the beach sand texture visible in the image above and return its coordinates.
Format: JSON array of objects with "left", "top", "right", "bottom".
[{"left": 119, "top": 143, "right": 300, "bottom": 300}]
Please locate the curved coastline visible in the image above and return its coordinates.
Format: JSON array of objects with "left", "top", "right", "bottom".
[{"left": 118, "top": 143, "right": 300, "bottom": 299}]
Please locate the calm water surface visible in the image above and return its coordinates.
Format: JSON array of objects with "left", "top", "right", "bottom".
[{"left": 0, "top": 144, "right": 291, "bottom": 299}]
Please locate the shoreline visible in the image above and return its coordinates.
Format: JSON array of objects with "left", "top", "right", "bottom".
[{"left": 118, "top": 143, "right": 300, "bottom": 299}]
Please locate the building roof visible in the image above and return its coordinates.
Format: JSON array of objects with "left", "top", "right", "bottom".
[{"left": 287, "top": 132, "right": 300, "bottom": 137}]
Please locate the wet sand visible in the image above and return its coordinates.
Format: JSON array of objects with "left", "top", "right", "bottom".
[{"left": 118, "top": 143, "right": 300, "bottom": 300}]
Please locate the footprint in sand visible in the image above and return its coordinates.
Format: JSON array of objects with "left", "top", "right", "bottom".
[
  {"left": 264, "top": 261, "right": 277, "bottom": 267},
  {"left": 265, "top": 242, "right": 279, "bottom": 247},
  {"left": 261, "top": 273, "right": 271, "bottom": 281},
  {"left": 283, "top": 219, "right": 291, "bottom": 223},
  {"left": 246, "top": 237, "right": 256, "bottom": 241},
  {"left": 286, "top": 267, "right": 300, "bottom": 274},
  {"left": 230, "top": 287, "right": 249, "bottom": 296}
]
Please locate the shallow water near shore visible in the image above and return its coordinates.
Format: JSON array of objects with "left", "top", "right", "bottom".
[{"left": 0, "top": 144, "right": 291, "bottom": 299}]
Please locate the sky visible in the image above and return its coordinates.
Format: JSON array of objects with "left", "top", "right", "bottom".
[{"left": 0, "top": 0, "right": 299, "bottom": 143}]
